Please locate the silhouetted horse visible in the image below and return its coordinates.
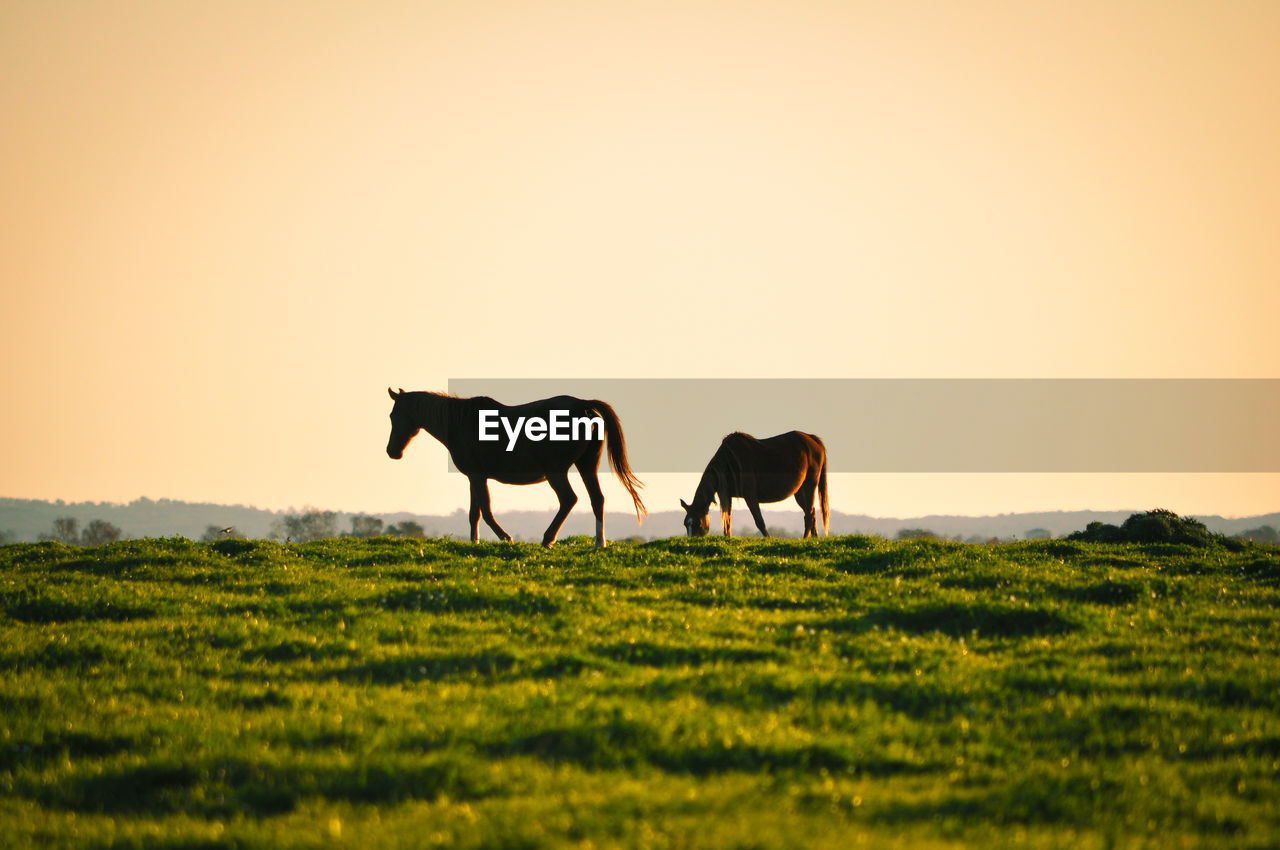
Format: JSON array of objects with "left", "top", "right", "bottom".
[
  {"left": 386, "top": 389, "right": 645, "bottom": 547},
  {"left": 680, "top": 431, "right": 828, "bottom": 538}
]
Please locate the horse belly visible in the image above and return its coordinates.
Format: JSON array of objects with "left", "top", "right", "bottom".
[
  {"left": 492, "top": 472, "right": 549, "bottom": 486},
  {"left": 755, "top": 472, "right": 805, "bottom": 503},
  {"left": 464, "top": 442, "right": 580, "bottom": 486}
]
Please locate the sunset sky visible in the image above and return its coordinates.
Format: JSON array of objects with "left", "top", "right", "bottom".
[{"left": 3, "top": 1, "right": 1277, "bottom": 524}]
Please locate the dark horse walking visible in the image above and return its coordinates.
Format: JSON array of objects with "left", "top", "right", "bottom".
[
  {"left": 386, "top": 389, "right": 646, "bottom": 547},
  {"left": 680, "top": 431, "right": 829, "bottom": 538}
]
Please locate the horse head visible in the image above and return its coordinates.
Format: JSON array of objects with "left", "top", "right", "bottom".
[
  {"left": 680, "top": 498, "right": 710, "bottom": 537},
  {"left": 386, "top": 387, "right": 418, "bottom": 459}
]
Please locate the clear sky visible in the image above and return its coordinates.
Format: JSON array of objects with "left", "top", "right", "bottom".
[{"left": 2, "top": 1, "right": 1277, "bottom": 522}]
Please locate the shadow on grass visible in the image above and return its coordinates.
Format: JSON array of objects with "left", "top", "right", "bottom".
[
  {"left": 48, "top": 554, "right": 193, "bottom": 578},
  {"left": 526, "top": 652, "right": 605, "bottom": 678},
  {"left": 315, "top": 649, "right": 610, "bottom": 686},
  {"left": 643, "top": 672, "right": 973, "bottom": 720},
  {"left": 1237, "top": 557, "right": 1280, "bottom": 587},
  {"left": 1082, "top": 556, "right": 1146, "bottom": 570},
  {"left": 749, "top": 541, "right": 821, "bottom": 557},
  {"left": 2, "top": 595, "right": 155, "bottom": 623},
  {"left": 485, "top": 721, "right": 649, "bottom": 770},
  {"left": 654, "top": 539, "right": 740, "bottom": 558},
  {"left": 43, "top": 763, "right": 202, "bottom": 815},
  {"left": 485, "top": 718, "right": 933, "bottom": 777},
  {"left": 240, "top": 639, "right": 356, "bottom": 664},
  {"left": 827, "top": 550, "right": 935, "bottom": 579},
  {"left": 0, "top": 730, "right": 136, "bottom": 772},
  {"left": 746, "top": 597, "right": 829, "bottom": 611},
  {"left": 319, "top": 650, "right": 520, "bottom": 684},
  {"left": 749, "top": 559, "right": 825, "bottom": 578},
  {"left": 373, "top": 587, "right": 560, "bottom": 616},
  {"left": 38, "top": 755, "right": 492, "bottom": 817},
  {"left": 231, "top": 689, "right": 292, "bottom": 710},
  {"left": 1047, "top": 579, "right": 1144, "bottom": 606},
  {"left": 564, "top": 573, "right": 647, "bottom": 590},
  {"left": 1178, "top": 733, "right": 1280, "bottom": 762},
  {"left": 644, "top": 569, "right": 693, "bottom": 586},
  {"left": 937, "top": 574, "right": 1005, "bottom": 591},
  {"left": 870, "top": 770, "right": 1240, "bottom": 834},
  {"left": 97, "top": 840, "right": 236, "bottom": 850},
  {"left": 0, "top": 640, "right": 110, "bottom": 672},
  {"left": 811, "top": 601, "right": 1078, "bottom": 639},
  {"left": 592, "top": 640, "right": 778, "bottom": 668},
  {"left": 650, "top": 741, "right": 929, "bottom": 778}
]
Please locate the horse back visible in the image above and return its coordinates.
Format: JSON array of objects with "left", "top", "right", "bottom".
[
  {"left": 717, "top": 431, "right": 825, "bottom": 503},
  {"left": 449, "top": 394, "right": 604, "bottom": 482}
]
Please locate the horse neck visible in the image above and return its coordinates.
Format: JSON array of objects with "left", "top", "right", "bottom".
[
  {"left": 691, "top": 467, "right": 719, "bottom": 513},
  {"left": 697, "top": 444, "right": 743, "bottom": 510},
  {"left": 413, "top": 393, "right": 458, "bottom": 444}
]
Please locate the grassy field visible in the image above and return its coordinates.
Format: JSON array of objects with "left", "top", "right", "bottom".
[{"left": 1, "top": 534, "right": 1277, "bottom": 849}]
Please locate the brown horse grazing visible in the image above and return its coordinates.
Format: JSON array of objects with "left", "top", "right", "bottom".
[
  {"left": 386, "top": 389, "right": 645, "bottom": 547},
  {"left": 680, "top": 431, "right": 829, "bottom": 539}
]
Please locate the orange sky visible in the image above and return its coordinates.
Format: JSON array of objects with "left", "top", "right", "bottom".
[{"left": 2, "top": 1, "right": 1277, "bottom": 521}]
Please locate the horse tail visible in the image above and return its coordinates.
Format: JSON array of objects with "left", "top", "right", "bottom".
[
  {"left": 811, "top": 434, "right": 830, "bottom": 535},
  {"left": 819, "top": 455, "right": 830, "bottom": 535},
  {"left": 588, "top": 400, "right": 647, "bottom": 522}
]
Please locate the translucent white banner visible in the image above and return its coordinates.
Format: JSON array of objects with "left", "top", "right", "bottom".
[{"left": 445, "top": 379, "right": 1280, "bottom": 472}]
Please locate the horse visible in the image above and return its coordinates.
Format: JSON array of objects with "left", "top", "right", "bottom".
[
  {"left": 680, "top": 431, "right": 828, "bottom": 538},
  {"left": 386, "top": 388, "right": 646, "bottom": 547}
]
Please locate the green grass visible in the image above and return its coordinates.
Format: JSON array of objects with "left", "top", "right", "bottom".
[{"left": 1, "top": 534, "right": 1277, "bottom": 848}]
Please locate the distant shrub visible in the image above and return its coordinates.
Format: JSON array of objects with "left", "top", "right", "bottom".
[
  {"left": 81, "top": 519, "right": 122, "bottom": 546},
  {"left": 348, "top": 515, "right": 384, "bottom": 538},
  {"left": 39, "top": 517, "right": 81, "bottom": 545},
  {"left": 896, "top": 528, "right": 938, "bottom": 541},
  {"left": 1068, "top": 509, "right": 1217, "bottom": 546},
  {"left": 271, "top": 508, "right": 338, "bottom": 543},
  {"left": 1234, "top": 525, "right": 1279, "bottom": 544},
  {"left": 387, "top": 521, "right": 426, "bottom": 539},
  {"left": 1024, "top": 528, "right": 1052, "bottom": 540},
  {"left": 1069, "top": 521, "right": 1125, "bottom": 543}
]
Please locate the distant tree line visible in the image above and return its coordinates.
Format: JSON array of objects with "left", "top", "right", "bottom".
[
  {"left": 261, "top": 509, "right": 427, "bottom": 543},
  {"left": 38, "top": 516, "right": 123, "bottom": 546},
  {"left": 15, "top": 507, "right": 1271, "bottom": 547},
  {"left": 894, "top": 528, "right": 1015, "bottom": 544},
  {"left": 1233, "top": 524, "right": 1278, "bottom": 544}
]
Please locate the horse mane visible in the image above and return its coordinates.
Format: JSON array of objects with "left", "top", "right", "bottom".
[
  {"left": 408, "top": 391, "right": 470, "bottom": 442},
  {"left": 722, "top": 431, "right": 759, "bottom": 448},
  {"left": 691, "top": 434, "right": 752, "bottom": 510}
]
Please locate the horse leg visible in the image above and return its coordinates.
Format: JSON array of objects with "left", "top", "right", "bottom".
[
  {"left": 720, "top": 500, "right": 733, "bottom": 536},
  {"left": 541, "top": 469, "right": 578, "bottom": 548},
  {"left": 747, "top": 499, "right": 769, "bottom": 537},
  {"left": 470, "top": 476, "right": 511, "bottom": 542},
  {"left": 576, "top": 457, "right": 607, "bottom": 548},
  {"left": 795, "top": 484, "right": 817, "bottom": 538},
  {"left": 467, "top": 478, "right": 482, "bottom": 542}
]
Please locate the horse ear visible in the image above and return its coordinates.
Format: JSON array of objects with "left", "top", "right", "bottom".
[
  {"left": 398, "top": 387, "right": 406, "bottom": 394},
  {"left": 388, "top": 387, "right": 399, "bottom": 400},
  {"left": 679, "top": 499, "right": 690, "bottom": 511}
]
